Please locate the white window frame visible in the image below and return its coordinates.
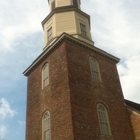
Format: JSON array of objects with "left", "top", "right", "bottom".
[
  {"left": 97, "top": 104, "right": 111, "bottom": 135},
  {"left": 90, "top": 57, "right": 101, "bottom": 81},
  {"left": 80, "top": 23, "right": 86, "bottom": 37},
  {"left": 47, "top": 27, "right": 53, "bottom": 42},
  {"left": 42, "top": 63, "right": 49, "bottom": 89},
  {"left": 43, "top": 112, "right": 51, "bottom": 140}
]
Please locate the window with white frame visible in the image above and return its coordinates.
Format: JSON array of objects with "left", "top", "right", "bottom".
[
  {"left": 47, "top": 27, "right": 52, "bottom": 42},
  {"left": 43, "top": 63, "right": 49, "bottom": 88},
  {"left": 90, "top": 57, "right": 101, "bottom": 81},
  {"left": 80, "top": 23, "right": 86, "bottom": 36},
  {"left": 97, "top": 104, "right": 111, "bottom": 135},
  {"left": 43, "top": 112, "right": 51, "bottom": 140}
]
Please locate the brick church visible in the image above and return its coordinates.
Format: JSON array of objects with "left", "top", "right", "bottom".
[{"left": 23, "top": 0, "right": 140, "bottom": 140}]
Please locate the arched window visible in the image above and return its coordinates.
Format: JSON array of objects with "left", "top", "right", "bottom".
[
  {"left": 43, "top": 112, "right": 51, "bottom": 140},
  {"left": 97, "top": 104, "right": 111, "bottom": 135},
  {"left": 42, "top": 63, "right": 49, "bottom": 88},
  {"left": 90, "top": 57, "right": 101, "bottom": 81}
]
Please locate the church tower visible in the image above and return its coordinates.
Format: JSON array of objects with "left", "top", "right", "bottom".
[
  {"left": 42, "top": 0, "right": 93, "bottom": 50},
  {"left": 23, "top": 0, "right": 135, "bottom": 140}
]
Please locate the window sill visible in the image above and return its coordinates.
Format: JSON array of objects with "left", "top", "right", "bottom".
[
  {"left": 42, "top": 84, "right": 50, "bottom": 90},
  {"left": 100, "top": 134, "right": 113, "bottom": 137},
  {"left": 91, "top": 78, "right": 102, "bottom": 83}
]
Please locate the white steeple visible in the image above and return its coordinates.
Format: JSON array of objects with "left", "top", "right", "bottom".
[
  {"left": 48, "top": 0, "right": 81, "bottom": 11},
  {"left": 42, "top": 0, "right": 94, "bottom": 49}
]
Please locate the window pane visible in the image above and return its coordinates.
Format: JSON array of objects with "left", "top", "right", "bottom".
[
  {"left": 80, "top": 23, "right": 86, "bottom": 36},
  {"left": 48, "top": 27, "right": 52, "bottom": 41},
  {"left": 104, "top": 123, "right": 109, "bottom": 135},
  {"left": 98, "top": 105, "right": 105, "bottom": 111},
  {"left": 44, "top": 118, "right": 50, "bottom": 131},
  {"left": 44, "top": 112, "right": 50, "bottom": 140},
  {"left": 44, "top": 131, "right": 50, "bottom": 140},
  {"left": 44, "top": 78, "right": 49, "bottom": 87},
  {"left": 100, "top": 123, "right": 105, "bottom": 134},
  {"left": 100, "top": 123, "right": 109, "bottom": 135},
  {"left": 98, "top": 105, "right": 110, "bottom": 135},
  {"left": 90, "top": 58, "right": 100, "bottom": 81},
  {"left": 43, "top": 64, "right": 49, "bottom": 88}
]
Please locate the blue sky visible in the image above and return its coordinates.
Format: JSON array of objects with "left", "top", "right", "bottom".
[{"left": 0, "top": 0, "right": 140, "bottom": 139}]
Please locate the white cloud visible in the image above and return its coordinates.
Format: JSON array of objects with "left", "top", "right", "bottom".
[
  {"left": 0, "top": 125, "right": 7, "bottom": 139},
  {"left": 118, "top": 54, "right": 140, "bottom": 102},
  {"left": 0, "top": 0, "right": 49, "bottom": 52},
  {"left": 82, "top": 0, "right": 140, "bottom": 103},
  {"left": 18, "top": 121, "right": 26, "bottom": 127},
  {"left": 0, "top": 98, "right": 17, "bottom": 120},
  {"left": 0, "top": 0, "right": 140, "bottom": 139},
  {"left": 0, "top": 99, "right": 17, "bottom": 139}
]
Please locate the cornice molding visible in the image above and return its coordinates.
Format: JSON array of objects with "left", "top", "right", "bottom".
[
  {"left": 23, "top": 33, "right": 120, "bottom": 76},
  {"left": 125, "top": 99, "right": 140, "bottom": 114},
  {"left": 42, "top": 5, "right": 91, "bottom": 29}
]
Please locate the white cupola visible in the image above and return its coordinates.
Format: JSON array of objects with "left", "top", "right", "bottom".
[
  {"left": 48, "top": 0, "right": 81, "bottom": 11},
  {"left": 42, "top": 0, "right": 94, "bottom": 49}
]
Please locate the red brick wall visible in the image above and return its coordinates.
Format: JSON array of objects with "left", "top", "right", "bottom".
[
  {"left": 65, "top": 40, "right": 134, "bottom": 140},
  {"left": 25, "top": 39, "right": 134, "bottom": 140},
  {"left": 26, "top": 42, "right": 74, "bottom": 140},
  {"left": 127, "top": 108, "right": 140, "bottom": 140}
]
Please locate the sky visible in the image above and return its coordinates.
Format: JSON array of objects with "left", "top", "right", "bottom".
[{"left": 0, "top": 0, "right": 140, "bottom": 139}]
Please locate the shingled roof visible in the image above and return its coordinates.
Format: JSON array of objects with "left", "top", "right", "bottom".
[{"left": 125, "top": 99, "right": 140, "bottom": 113}]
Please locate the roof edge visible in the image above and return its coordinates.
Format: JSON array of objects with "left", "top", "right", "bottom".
[
  {"left": 125, "top": 99, "right": 140, "bottom": 113},
  {"left": 23, "top": 32, "right": 120, "bottom": 76}
]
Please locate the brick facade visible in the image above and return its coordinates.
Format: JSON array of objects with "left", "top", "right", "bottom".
[
  {"left": 65, "top": 40, "right": 134, "bottom": 140},
  {"left": 25, "top": 38, "right": 135, "bottom": 140},
  {"left": 128, "top": 109, "right": 140, "bottom": 140},
  {"left": 26, "top": 42, "right": 74, "bottom": 140}
]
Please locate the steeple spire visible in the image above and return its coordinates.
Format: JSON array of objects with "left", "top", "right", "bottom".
[{"left": 42, "top": 0, "right": 94, "bottom": 50}]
